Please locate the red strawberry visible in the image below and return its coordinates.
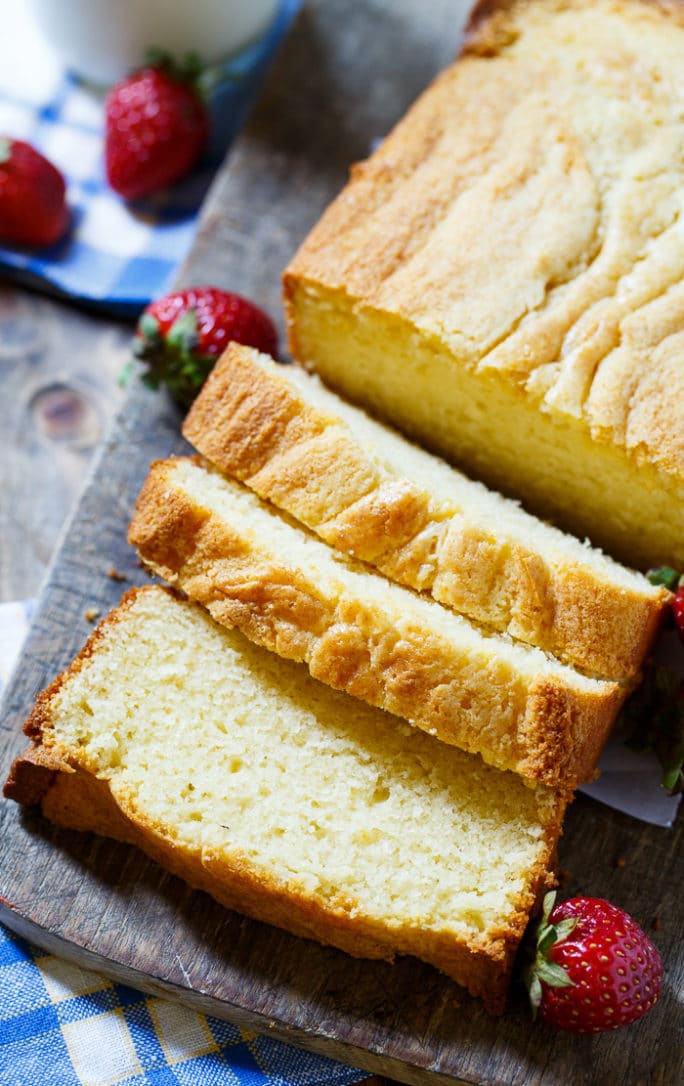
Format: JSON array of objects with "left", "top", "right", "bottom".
[
  {"left": 0, "top": 138, "right": 69, "bottom": 247},
  {"left": 105, "top": 61, "right": 208, "bottom": 200},
  {"left": 524, "top": 892, "right": 662, "bottom": 1034},
  {"left": 131, "top": 285, "right": 278, "bottom": 406},
  {"left": 673, "top": 583, "right": 684, "bottom": 643}
]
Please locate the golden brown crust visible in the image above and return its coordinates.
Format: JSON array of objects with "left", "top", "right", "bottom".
[
  {"left": 183, "top": 345, "right": 668, "bottom": 681},
  {"left": 283, "top": 0, "right": 684, "bottom": 570},
  {"left": 462, "top": 0, "right": 523, "bottom": 55},
  {"left": 463, "top": 0, "right": 684, "bottom": 56},
  {"left": 129, "top": 459, "right": 624, "bottom": 790},
  {"left": 7, "top": 745, "right": 550, "bottom": 1013},
  {"left": 3, "top": 744, "right": 61, "bottom": 804}
]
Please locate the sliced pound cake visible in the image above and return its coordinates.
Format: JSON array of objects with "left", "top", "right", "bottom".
[
  {"left": 283, "top": 0, "right": 684, "bottom": 572},
  {"left": 183, "top": 344, "right": 668, "bottom": 681},
  {"left": 4, "top": 586, "right": 567, "bottom": 1013},
  {"left": 128, "top": 457, "right": 624, "bottom": 790}
]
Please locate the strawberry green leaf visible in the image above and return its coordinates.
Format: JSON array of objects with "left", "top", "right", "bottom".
[
  {"left": 142, "top": 48, "right": 206, "bottom": 93},
  {"left": 528, "top": 974, "right": 543, "bottom": 1014},
  {"left": 118, "top": 358, "right": 135, "bottom": 388},
  {"left": 552, "top": 918, "right": 578, "bottom": 942},
  {"left": 167, "top": 308, "right": 199, "bottom": 353},
  {"left": 646, "top": 566, "right": 680, "bottom": 591},
  {"left": 535, "top": 959, "right": 574, "bottom": 988},
  {"left": 523, "top": 890, "right": 577, "bottom": 1021},
  {"left": 540, "top": 890, "right": 556, "bottom": 923},
  {"left": 537, "top": 927, "right": 557, "bottom": 955},
  {"left": 662, "top": 762, "right": 684, "bottom": 793},
  {"left": 138, "top": 312, "right": 160, "bottom": 340}
]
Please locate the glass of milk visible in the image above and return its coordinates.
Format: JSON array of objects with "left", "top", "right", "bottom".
[{"left": 28, "top": 0, "right": 281, "bottom": 85}]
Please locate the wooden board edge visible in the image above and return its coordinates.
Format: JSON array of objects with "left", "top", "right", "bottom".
[{"left": 0, "top": 901, "right": 472, "bottom": 1086}]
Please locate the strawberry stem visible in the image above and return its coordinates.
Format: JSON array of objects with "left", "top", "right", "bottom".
[
  {"left": 522, "top": 891, "right": 575, "bottom": 1018},
  {"left": 166, "top": 308, "right": 199, "bottom": 352},
  {"left": 132, "top": 305, "right": 212, "bottom": 407},
  {"left": 142, "top": 48, "right": 207, "bottom": 96}
]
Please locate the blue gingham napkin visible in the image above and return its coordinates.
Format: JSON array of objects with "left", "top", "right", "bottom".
[
  {"left": 0, "top": 601, "right": 368, "bottom": 1085},
  {"left": 0, "top": 0, "right": 301, "bottom": 317},
  {"left": 0, "top": 928, "right": 367, "bottom": 1086}
]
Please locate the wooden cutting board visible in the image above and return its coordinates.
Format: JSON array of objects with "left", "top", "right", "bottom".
[{"left": 1, "top": 3, "right": 681, "bottom": 1083}]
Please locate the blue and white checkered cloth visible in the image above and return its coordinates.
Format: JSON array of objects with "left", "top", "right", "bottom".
[
  {"left": 0, "top": 602, "right": 368, "bottom": 1086},
  {"left": 0, "top": 927, "right": 367, "bottom": 1086},
  {"left": 0, "top": 0, "right": 301, "bottom": 317}
]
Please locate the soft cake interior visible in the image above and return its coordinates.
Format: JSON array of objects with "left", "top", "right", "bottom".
[{"left": 22, "top": 587, "right": 564, "bottom": 1009}]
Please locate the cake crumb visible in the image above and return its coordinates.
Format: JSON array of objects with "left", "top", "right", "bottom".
[
  {"left": 84, "top": 607, "right": 100, "bottom": 623},
  {"left": 107, "top": 566, "right": 127, "bottom": 582},
  {"left": 651, "top": 916, "right": 661, "bottom": 931},
  {"left": 614, "top": 856, "right": 626, "bottom": 869}
]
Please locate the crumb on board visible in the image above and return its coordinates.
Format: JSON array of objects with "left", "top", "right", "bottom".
[
  {"left": 652, "top": 916, "right": 662, "bottom": 931},
  {"left": 84, "top": 607, "right": 100, "bottom": 623},
  {"left": 614, "top": 857, "right": 627, "bottom": 869},
  {"left": 107, "top": 566, "right": 127, "bottom": 582}
]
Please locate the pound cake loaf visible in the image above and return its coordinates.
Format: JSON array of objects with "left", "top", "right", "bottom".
[
  {"left": 4, "top": 586, "right": 567, "bottom": 1013},
  {"left": 283, "top": 0, "right": 684, "bottom": 572},
  {"left": 183, "top": 343, "right": 668, "bottom": 681},
  {"left": 128, "top": 457, "right": 624, "bottom": 790}
]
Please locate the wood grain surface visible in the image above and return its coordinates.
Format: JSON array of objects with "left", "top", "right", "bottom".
[
  {"left": 0, "top": 3, "right": 681, "bottom": 1084},
  {"left": 0, "top": 286, "right": 131, "bottom": 601}
]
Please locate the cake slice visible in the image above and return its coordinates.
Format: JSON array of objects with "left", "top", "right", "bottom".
[
  {"left": 4, "top": 586, "right": 567, "bottom": 1013},
  {"left": 128, "top": 457, "right": 624, "bottom": 790},
  {"left": 283, "top": 0, "right": 684, "bottom": 572},
  {"left": 183, "top": 343, "right": 668, "bottom": 681}
]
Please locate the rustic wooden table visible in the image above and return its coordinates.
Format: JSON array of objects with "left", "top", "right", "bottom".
[
  {"left": 0, "top": 283, "right": 130, "bottom": 603},
  {"left": 2, "top": 3, "right": 680, "bottom": 1085}
]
